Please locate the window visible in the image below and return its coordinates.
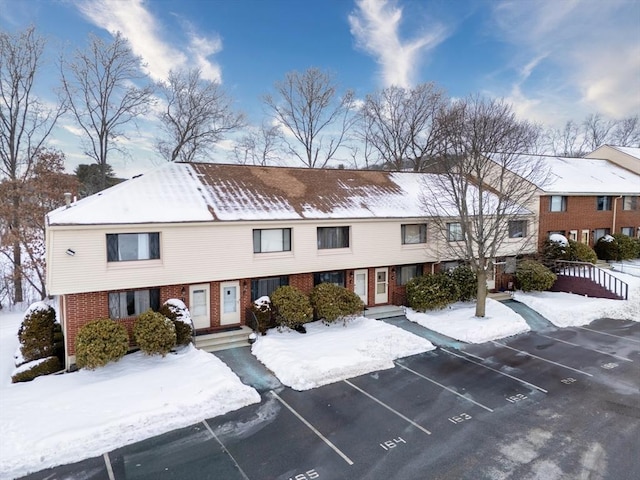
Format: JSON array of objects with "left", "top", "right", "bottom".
[
  {"left": 397, "top": 264, "right": 423, "bottom": 286},
  {"left": 447, "top": 223, "right": 463, "bottom": 242},
  {"left": 107, "top": 233, "right": 160, "bottom": 262},
  {"left": 251, "top": 276, "right": 289, "bottom": 301},
  {"left": 253, "top": 228, "right": 291, "bottom": 253},
  {"left": 547, "top": 230, "right": 566, "bottom": 238},
  {"left": 317, "top": 226, "right": 350, "bottom": 249},
  {"left": 549, "top": 196, "right": 567, "bottom": 212},
  {"left": 313, "top": 271, "right": 345, "bottom": 287},
  {"left": 594, "top": 228, "right": 610, "bottom": 242},
  {"left": 401, "top": 224, "right": 427, "bottom": 244},
  {"left": 508, "top": 220, "right": 527, "bottom": 238},
  {"left": 621, "top": 227, "right": 634, "bottom": 237},
  {"left": 623, "top": 196, "right": 637, "bottom": 211},
  {"left": 596, "top": 196, "right": 612, "bottom": 211},
  {"left": 108, "top": 289, "right": 160, "bottom": 318}
]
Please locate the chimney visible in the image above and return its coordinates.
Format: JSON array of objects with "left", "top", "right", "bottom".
[{"left": 64, "top": 192, "right": 72, "bottom": 208}]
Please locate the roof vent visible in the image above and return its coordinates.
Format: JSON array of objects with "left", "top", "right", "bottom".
[{"left": 64, "top": 192, "right": 72, "bottom": 208}]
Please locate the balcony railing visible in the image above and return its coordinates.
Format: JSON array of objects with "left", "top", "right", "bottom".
[{"left": 554, "top": 260, "right": 628, "bottom": 300}]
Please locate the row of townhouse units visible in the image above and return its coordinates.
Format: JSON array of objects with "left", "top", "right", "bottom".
[{"left": 45, "top": 147, "right": 640, "bottom": 368}]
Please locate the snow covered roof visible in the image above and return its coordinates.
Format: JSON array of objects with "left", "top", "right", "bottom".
[
  {"left": 513, "top": 155, "right": 640, "bottom": 195},
  {"left": 47, "top": 162, "right": 526, "bottom": 226},
  {"left": 607, "top": 145, "right": 640, "bottom": 160}
]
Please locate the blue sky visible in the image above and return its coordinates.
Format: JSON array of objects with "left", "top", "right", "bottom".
[{"left": 1, "top": 0, "right": 639, "bottom": 176}]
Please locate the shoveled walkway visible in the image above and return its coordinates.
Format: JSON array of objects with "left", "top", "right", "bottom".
[
  {"left": 500, "top": 299, "right": 557, "bottom": 333},
  {"left": 382, "top": 315, "right": 467, "bottom": 349},
  {"left": 214, "top": 346, "right": 282, "bottom": 393}
]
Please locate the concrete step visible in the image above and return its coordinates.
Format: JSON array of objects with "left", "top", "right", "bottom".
[
  {"left": 364, "top": 305, "right": 405, "bottom": 319},
  {"left": 596, "top": 260, "right": 612, "bottom": 270},
  {"left": 195, "top": 326, "right": 253, "bottom": 353},
  {"left": 488, "top": 291, "right": 513, "bottom": 301}
]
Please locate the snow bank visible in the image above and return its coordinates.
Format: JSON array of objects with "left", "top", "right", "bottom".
[{"left": 251, "top": 317, "right": 434, "bottom": 391}]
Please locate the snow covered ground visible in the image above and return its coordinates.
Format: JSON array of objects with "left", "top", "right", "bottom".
[
  {"left": 251, "top": 317, "right": 434, "bottom": 390},
  {"left": 405, "top": 298, "right": 531, "bottom": 343},
  {"left": 1, "top": 270, "right": 638, "bottom": 478}
]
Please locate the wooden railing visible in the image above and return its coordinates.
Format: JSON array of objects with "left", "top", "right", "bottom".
[{"left": 554, "top": 260, "right": 628, "bottom": 300}]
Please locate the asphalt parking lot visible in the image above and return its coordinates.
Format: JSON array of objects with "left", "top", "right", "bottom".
[{"left": 21, "top": 317, "right": 640, "bottom": 480}]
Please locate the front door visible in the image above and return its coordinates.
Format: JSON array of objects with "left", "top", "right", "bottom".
[
  {"left": 220, "top": 281, "right": 241, "bottom": 325},
  {"left": 375, "top": 267, "right": 389, "bottom": 304},
  {"left": 354, "top": 269, "right": 368, "bottom": 305},
  {"left": 189, "top": 284, "right": 210, "bottom": 330}
]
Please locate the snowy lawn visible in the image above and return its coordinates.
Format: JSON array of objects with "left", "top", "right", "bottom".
[
  {"left": 251, "top": 317, "right": 435, "bottom": 391},
  {"left": 405, "top": 298, "right": 530, "bottom": 343},
  {"left": 514, "top": 269, "right": 640, "bottom": 327},
  {"left": 0, "top": 310, "right": 260, "bottom": 479}
]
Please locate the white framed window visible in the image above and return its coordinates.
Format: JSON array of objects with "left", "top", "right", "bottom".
[
  {"left": 596, "top": 196, "right": 612, "bottom": 211},
  {"left": 447, "top": 222, "right": 463, "bottom": 242},
  {"left": 108, "top": 289, "right": 160, "bottom": 318},
  {"left": 621, "top": 227, "right": 634, "bottom": 237},
  {"left": 317, "top": 226, "right": 350, "bottom": 249},
  {"left": 549, "top": 195, "right": 567, "bottom": 212},
  {"left": 397, "top": 264, "right": 423, "bottom": 285},
  {"left": 508, "top": 220, "right": 527, "bottom": 238},
  {"left": 251, "top": 276, "right": 289, "bottom": 301},
  {"left": 253, "top": 228, "right": 291, "bottom": 253},
  {"left": 401, "top": 224, "right": 427, "bottom": 244},
  {"left": 594, "top": 228, "right": 610, "bottom": 242},
  {"left": 107, "top": 233, "right": 160, "bottom": 262},
  {"left": 313, "top": 270, "right": 345, "bottom": 287},
  {"left": 623, "top": 196, "right": 637, "bottom": 210}
]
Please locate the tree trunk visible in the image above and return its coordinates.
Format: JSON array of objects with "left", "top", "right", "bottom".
[
  {"left": 11, "top": 191, "right": 23, "bottom": 304},
  {"left": 475, "top": 267, "right": 487, "bottom": 317}
]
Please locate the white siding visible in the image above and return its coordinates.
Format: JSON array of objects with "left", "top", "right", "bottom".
[{"left": 47, "top": 218, "right": 535, "bottom": 294}]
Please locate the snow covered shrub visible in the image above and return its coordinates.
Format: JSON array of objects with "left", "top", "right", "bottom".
[
  {"left": 250, "top": 296, "right": 276, "bottom": 334},
  {"left": 406, "top": 273, "right": 458, "bottom": 311},
  {"left": 134, "top": 309, "right": 177, "bottom": 356},
  {"left": 515, "top": 260, "right": 557, "bottom": 292},
  {"left": 612, "top": 233, "right": 639, "bottom": 260},
  {"left": 270, "top": 286, "right": 313, "bottom": 331},
  {"left": 76, "top": 318, "right": 129, "bottom": 369},
  {"left": 448, "top": 265, "right": 477, "bottom": 301},
  {"left": 159, "top": 299, "right": 193, "bottom": 346},
  {"left": 310, "top": 283, "right": 363, "bottom": 324},
  {"left": 594, "top": 235, "right": 618, "bottom": 261},
  {"left": 566, "top": 240, "right": 597, "bottom": 264},
  {"left": 11, "top": 356, "right": 62, "bottom": 383},
  {"left": 540, "top": 237, "right": 569, "bottom": 267},
  {"left": 18, "top": 303, "right": 57, "bottom": 363}
]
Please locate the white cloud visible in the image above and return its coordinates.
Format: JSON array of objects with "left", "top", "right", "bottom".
[
  {"left": 348, "top": 0, "right": 449, "bottom": 88},
  {"left": 490, "top": 0, "right": 640, "bottom": 123},
  {"left": 73, "top": 0, "right": 223, "bottom": 83}
]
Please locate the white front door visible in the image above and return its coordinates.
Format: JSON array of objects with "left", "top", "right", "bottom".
[
  {"left": 189, "top": 284, "right": 210, "bottom": 330},
  {"left": 220, "top": 281, "right": 241, "bottom": 325},
  {"left": 375, "top": 267, "right": 389, "bottom": 304},
  {"left": 354, "top": 269, "right": 368, "bottom": 305}
]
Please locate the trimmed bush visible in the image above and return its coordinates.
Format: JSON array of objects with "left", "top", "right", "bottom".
[
  {"left": 134, "top": 309, "right": 177, "bottom": 356},
  {"left": 567, "top": 240, "right": 597, "bottom": 264},
  {"left": 76, "top": 318, "right": 129, "bottom": 369},
  {"left": 594, "top": 235, "right": 618, "bottom": 261},
  {"left": 310, "top": 283, "right": 364, "bottom": 324},
  {"left": 515, "top": 260, "right": 557, "bottom": 292},
  {"left": 448, "top": 265, "right": 478, "bottom": 301},
  {"left": 271, "top": 286, "right": 313, "bottom": 331},
  {"left": 613, "top": 233, "right": 639, "bottom": 260},
  {"left": 18, "top": 304, "right": 57, "bottom": 363},
  {"left": 158, "top": 300, "right": 193, "bottom": 346},
  {"left": 406, "top": 273, "right": 459, "bottom": 312},
  {"left": 250, "top": 296, "right": 276, "bottom": 335},
  {"left": 11, "top": 356, "right": 62, "bottom": 383}
]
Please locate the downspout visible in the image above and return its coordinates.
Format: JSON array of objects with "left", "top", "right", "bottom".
[{"left": 612, "top": 196, "right": 623, "bottom": 234}]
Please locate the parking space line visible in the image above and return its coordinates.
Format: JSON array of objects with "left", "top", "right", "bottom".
[
  {"left": 202, "top": 420, "right": 251, "bottom": 480},
  {"left": 577, "top": 326, "right": 640, "bottom": 344},
  {"left": 270, "top": 390, "right": 355, "bottom": 466},
  {"left": 492, "top": 342, "right": 593, "bottom": 377},
  {"left": 441, "top": 348, "right": 548, "bottom": 393},
  {"left": 538, "top": 333, "right": 634, "bottom": 363},
  {"left": 343, "top": 379, "right": 432, "bottom": 435},
  {"left": 103, "top": 453, "right": 116, "bottom": 480},
  {"left": 394, "top": 361, "right": 494, "bottom": 412}
]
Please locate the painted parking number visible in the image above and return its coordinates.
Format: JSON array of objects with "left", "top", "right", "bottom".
[
  {"left": 448, "top": 413, "right": 472, "bottom": 424},
  {"left": 380, "top": 437, "right": 406, "bottom": 450},
  {"left": 288, "top": 469, "right": 319, "bottom": 480},
  {"left": 601, "top": 362, "right": 619, "bottom": 370},
  {"left": 561, "top": 377, "right": 577, "bottom": 384},
  {"left": 506, "top": 393, "right": 527, "bottom": 403}
]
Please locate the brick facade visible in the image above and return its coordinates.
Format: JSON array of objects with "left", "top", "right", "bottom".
[{"left": 538, "top": 195, "right": 640, "bottom": 248}]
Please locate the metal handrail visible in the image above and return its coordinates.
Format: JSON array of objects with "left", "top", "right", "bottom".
[{"left": 554, "top": 260, "right": 628, "bottom": 300}]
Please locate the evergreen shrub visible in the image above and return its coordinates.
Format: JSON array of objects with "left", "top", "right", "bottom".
[
  {"left": 250, "top": 296, "right": 276, "bottom": 334},
  {"left": 448, "top": 265, "right": 478, "bottom": 301},
  {"left": 158, "top": 301, "right": 193, "bottom": 346},
  {"left": 133, "top": 310, "right": 176, "bottom": 356},
  {"left": 612, "top": 233, "right": 640, "bottom": 260},
  {"left": 515, "top": 260, "right": 557, "bottom": 292},
  {"left": 18, "top": 304, "right": 57, "bottom": 363},
  {"left": 76, "top": 318, "right": 129, "bottom": 369},
  {"left": 406, "top": 273, "right": 459, "bottom": 312},
  {"left": 567, "top": 240, "right": 598, "bottom": 264},
  {"left": 270, "top": 286, "right": 313, "bottom": 331},
  {"left": 11, "top": 356, "right": 62, "bottom": 383},
  {"left": 310, "top": 283, "right": 363, "bottom": 324}
]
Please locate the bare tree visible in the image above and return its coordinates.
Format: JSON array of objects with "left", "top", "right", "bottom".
[
  {"left": 582, "top": 113, "right": 616, "bottom": 151},
  {"left": 611, "top": 115, "right": 640, "bottom": 147},
  {"left": 156, "top": 68, "right": 244, "bottom": 162},
  {"left": 263, "top": 67, "right": 355, "bottom": 168},
  {"left": 61, "top": 32, "right": 154, "bottom": 190},
  {"left": 232, "top": 121, "right": 282, "bottom": 166},
  {"left": 0, "top": 26, "right": 64, "bottom": 304},
  {"left": 359, "top": 82, "right": 447, "bottom": 171},
  {"left": 422, "top": 95, "right": 544, "bottom": 317},
  {"left": 544, "top": 119, "right": 588, "bottom": 157}
]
